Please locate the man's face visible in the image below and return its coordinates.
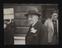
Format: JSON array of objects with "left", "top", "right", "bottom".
[
  {"left": 28, "top": 14, "right": 38, "bottom": 25},
  {"left": 52, "top": 13, "right": 58, "bottom": 20}
]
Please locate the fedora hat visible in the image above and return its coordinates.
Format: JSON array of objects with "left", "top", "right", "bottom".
[{"left": 25, "top": 7, "right": 41, "bottom": 17}]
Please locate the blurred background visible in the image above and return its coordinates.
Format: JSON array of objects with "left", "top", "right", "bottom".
[{"left": 3, "top": 4, "right": 58, "bottom": 45}]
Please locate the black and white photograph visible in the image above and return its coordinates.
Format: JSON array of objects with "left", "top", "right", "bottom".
[{"left": 3, "top": 4, "right": 59, "bottom": 45}]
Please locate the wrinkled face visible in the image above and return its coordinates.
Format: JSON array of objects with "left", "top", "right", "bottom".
[
  {"left": 28, "top": 14, "right": 38, "bottom": 25},
  {"left": 52, "top": 13, "right": 58, "bottom": 20}
]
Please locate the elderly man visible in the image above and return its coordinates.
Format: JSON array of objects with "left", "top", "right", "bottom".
[{"left": 25, "top": 8, "right": 48, "bottom": 45}]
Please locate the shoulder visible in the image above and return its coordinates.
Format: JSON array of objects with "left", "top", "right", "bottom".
[
  {"left": 39, "top": 22, "right": 48, "bottom": 34},
  {"left": 44, "top": 19, "right": 49, "bottom": 25},
  {"left": 37, "top": 21, "right": 43, "bottom": 27},
  {"left": 38, "top": 22, "right": 46, "bottom": 30},
  {"left": 45, "top": 19, "right": 51, "bottom": 23},
  {"left": 34, "top": 21, "right": 42, "bottom": 29}
]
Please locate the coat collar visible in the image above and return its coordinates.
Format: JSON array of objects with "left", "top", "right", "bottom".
[{"left": 33, "top": 21, "right": 42, "bottom": 29}]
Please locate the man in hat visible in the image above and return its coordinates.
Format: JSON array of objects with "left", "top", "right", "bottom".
[{"left": 25, "top": 8, "right": 48, "bottom": 45}]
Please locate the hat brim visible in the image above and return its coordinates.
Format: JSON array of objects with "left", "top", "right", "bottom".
[{"left": 25, "top": 13, "right": 41, "bottom": 17}]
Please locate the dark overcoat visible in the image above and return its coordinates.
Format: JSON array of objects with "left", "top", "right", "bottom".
[
  {"left": 25, "top": 21, "right": 48, "bottom": 45},
  {"left": 4, "top": 22, "right": 14, "bottom": 45}
]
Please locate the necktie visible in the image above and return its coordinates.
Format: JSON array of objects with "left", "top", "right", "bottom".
[
  {"left": 53, "top": 20, "right": 58, "bottom": 36},
  {"left": 53, "top": 20, "right": 58, "bottom": 44}
]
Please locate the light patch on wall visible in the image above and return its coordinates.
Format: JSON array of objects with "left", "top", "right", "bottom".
[{"left": 3, "top": 8, "right": 14, "bottom": 19}]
